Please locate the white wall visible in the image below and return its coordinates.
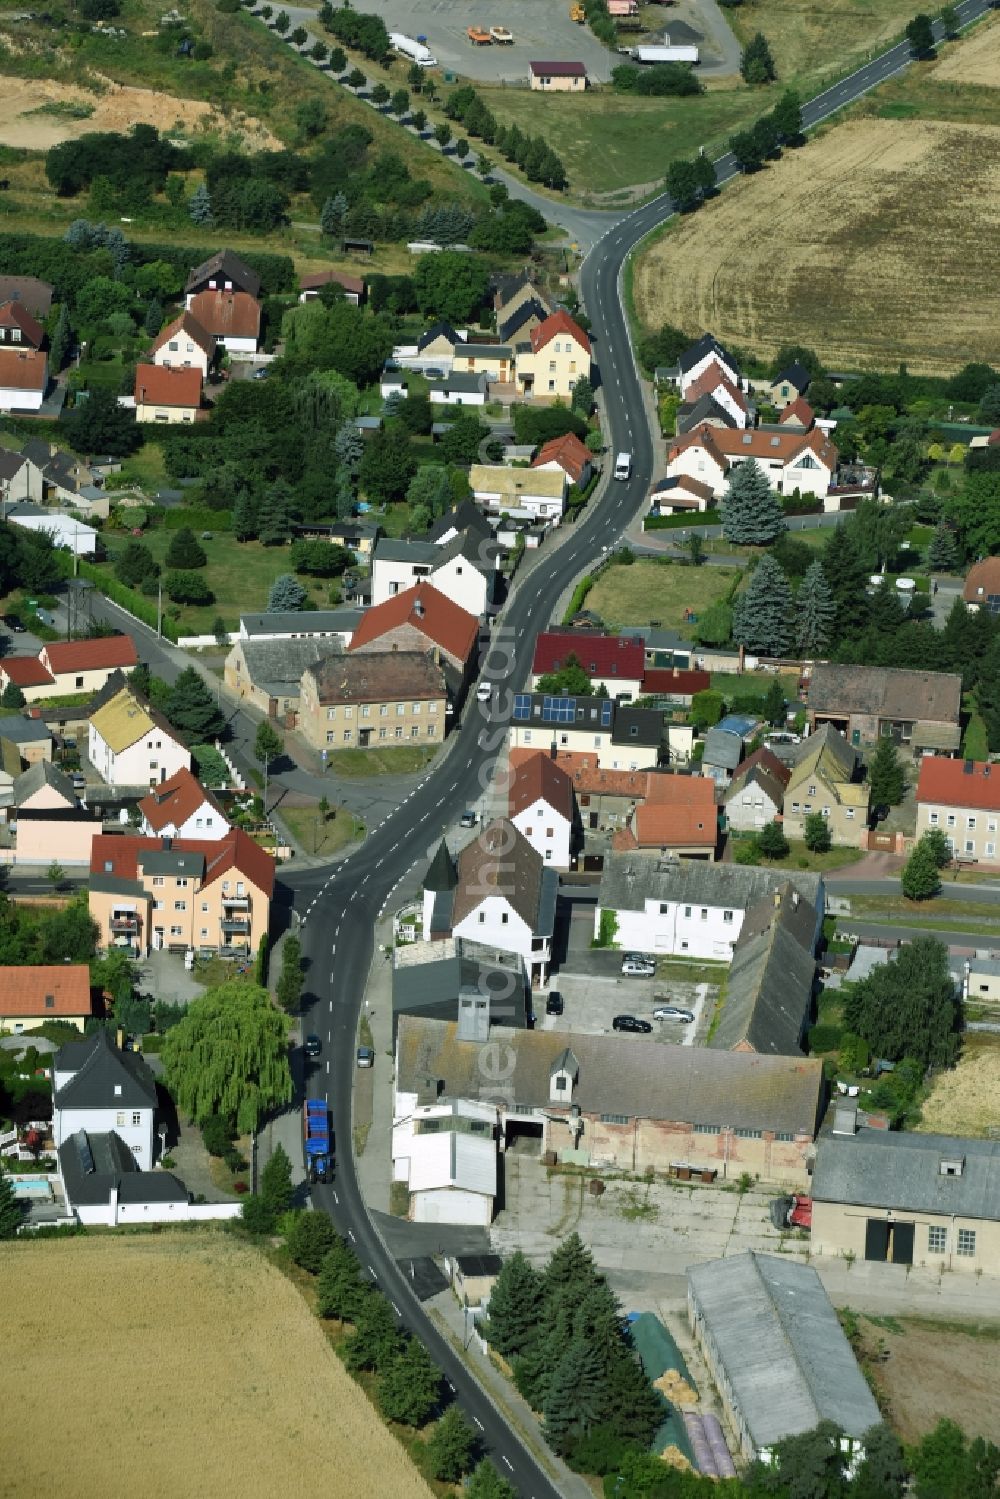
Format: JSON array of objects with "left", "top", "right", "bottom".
[
  {"left": 74, "top": 1197, "right": 242, "bottom": 1225},
  {"left": 413, "top": 1187, "right": 492, "bottom": 1225},
  {"left": 453, "top": 897, "right": 537, "bottom": 974},
  {"left": 54, "top": 1103, "right": 154, "bottom": 1169},
  {"left": 89, "top": 723, "right": 191, "bottom": 789},
  {"left": 0, "top": 384, "right": 44, "bottom": 413},
  {"left": 725, "top": 784, "right": 782, "bottom": 832},
  {"left": 511, "top": 802, "right": 572, "bottom": 869},
  {"left": 597, "top": 897, "right": 741, "bottom": 960},
  {"left": 142, "top": 803, "right": 230, "bottom": 842}
]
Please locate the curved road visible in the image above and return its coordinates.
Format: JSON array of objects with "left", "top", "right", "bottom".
[{"left": 289, "top": 5, "right": 991, "bottom": 1491}]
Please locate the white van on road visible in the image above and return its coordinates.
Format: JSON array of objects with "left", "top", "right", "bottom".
[{"left": 614, "top": 452, "right": 632, "bottom": 481}]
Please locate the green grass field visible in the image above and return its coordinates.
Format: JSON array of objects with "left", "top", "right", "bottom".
[
  {"left": 587, "top": 559, "right": 738, "bottom": 629},
  {"left": 280, "top": 803, "right": 365, "bottom": 856},
  {"left": 92, "top": 529, "right": 333, "bottom": 634},
  {"left": 323, "top": 745, "right": 438, "bottom": 777}
]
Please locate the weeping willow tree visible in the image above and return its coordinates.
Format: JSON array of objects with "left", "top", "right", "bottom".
[{"left": 162, "top": 981, "right": 292, "bottom": 1132}]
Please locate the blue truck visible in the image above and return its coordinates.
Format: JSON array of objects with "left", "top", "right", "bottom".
[{"left": 303, "top": 1098, "right": 332, "bottom": 1184}]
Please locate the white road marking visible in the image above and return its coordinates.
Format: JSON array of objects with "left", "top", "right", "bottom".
[
  {"left": 368, "top": 1264, "right": 377, "bottom": 1278},
  {"left": 332, "top": 1191, "right": 339, "bottom": 1204},
  {"left": 473, "top": 1417, "right": 484, "bottom": 1431},
  {"left": 392, "top": 1302, "right": 401, "bottom": 1316},
  {"left": 325, "top": 1060, "right": 330, "bottom": 1074},
  {"left": 502, "top": 1457, "right": 514, "bottom": 1471},
  {"left": 347, "top": 1229, "right": 355, "bottom": 1241}
]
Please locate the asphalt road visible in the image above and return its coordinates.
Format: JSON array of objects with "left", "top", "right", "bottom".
[{"left": 281, "top": 5, "right": 999, "bottom": 1491}]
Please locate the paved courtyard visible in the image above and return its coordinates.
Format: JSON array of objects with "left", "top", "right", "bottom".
[{"left": 540, "top": 969, "right": 716, "bottom": 1045}]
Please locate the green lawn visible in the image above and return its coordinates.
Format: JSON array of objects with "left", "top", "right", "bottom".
[
  {"left": 280, "top": 804, "right": 366, "bottom": 857},
  {"left": 324, "top": 746, "right": 439, "bottom": 777},
  {"left": 92, "top": 530, "right": 336, "bottom": 633},
  {"left": 473, "top": 85, "right": 761, "bottom": 200},
  {"left": 730, "top": 836, "right": 866, "bottom": 874},
  {"left": 587, "top": 559, "right": 739, "bottom": 630}
]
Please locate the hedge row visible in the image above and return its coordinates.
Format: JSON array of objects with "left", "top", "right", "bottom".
[
  {"left": 644, "top": 509, "right": 721, "bottom": 530},
  {"left": 77, "top": 561, "right": 180, "bottom": 643}
]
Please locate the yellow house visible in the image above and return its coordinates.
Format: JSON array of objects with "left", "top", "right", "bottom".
[
  {"left": 514, "top": 310, "right": 591, "bottom": 401},
  {"left": 529, "top": 59, "right": 587, "bottom": 90},
  {"left": 782, "top": 724, "right": 869, "bottom": 848},
  {"left": 133, "top": 363, "right": 203, "bottom": 425},
  {"left": 0, "top": 963, "right": 93, "bottom": 1035}
]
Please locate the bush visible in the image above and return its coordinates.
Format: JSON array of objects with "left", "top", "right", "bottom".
[
  {"left": 201, "top": 1114, "right": 234, "bottom": 1157},
  {"left": 808, "top": 1023, "right": 842, "bottom": 1054},
  {"left": 287, "top": 1210, "right": 337, "bottom": 1272},
  {"left": 645, "top": 508, "right": 721, "bottom": 530}
]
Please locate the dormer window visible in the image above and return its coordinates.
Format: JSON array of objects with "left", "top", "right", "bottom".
[{"left": 939, "top": 1156, "right": 964, "bottom": 1177}]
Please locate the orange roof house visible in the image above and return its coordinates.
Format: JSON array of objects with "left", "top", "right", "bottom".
[
  {"left": 348, "top": 582, "right": 478, "bottom": 676},
  {"left": 133, "top": 363, "right": 203, "bottom": 417},
  {"left": 0, "top": 963, "right": 93, "bottom": 1033},
  {"left": 532, "top": 432, "right": 592, "bottom": 486},
  {"left": 529, "top": 309, "right": 591, "bottom": 356},
  {"left": 188, "top": 289, "right": 261, "bottom": 350}
]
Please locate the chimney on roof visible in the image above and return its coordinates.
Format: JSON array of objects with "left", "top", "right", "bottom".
[{"left": 833, "top": 1100, "right": 858, "bottom": 1136}]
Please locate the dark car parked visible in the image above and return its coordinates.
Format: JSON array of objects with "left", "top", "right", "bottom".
[
  {"left": 612, "top": 1014, "right": 652, "bottom": 1034},
  {"left": 546, "top": 991, "right": 564, "bottom": 1016}
]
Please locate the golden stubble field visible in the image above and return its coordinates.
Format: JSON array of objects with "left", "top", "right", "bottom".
[
  {"left": 934, "top": 13, "right": 1000, "bottom": 87},
  {"left": 633, "top": 118, "right": 1000, "bottom": 374},
  {"left": 0, "top": 1233, "right": 435, "bottom": 1499},
  {"left": 917, "top": 1033, "right": 1000, "bottom": 1136}
]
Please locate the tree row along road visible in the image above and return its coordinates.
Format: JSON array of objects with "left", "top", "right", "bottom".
[{"left": 288, "top": 6, "right": 990, "bottom": 1493}]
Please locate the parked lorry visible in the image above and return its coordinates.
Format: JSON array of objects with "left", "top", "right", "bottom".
[
  {"left": 303, "top": 1098, "right": 333, "bottom": 1184},
  {"left": 632, "top": 42, "right": 700, "bottom": 63},
  {"left": 467, "top": 24, "right": 492, "bottom": 44},
  {"left": 490, "top": 24, "right": 514, "bottom": 42},
  {"left": 389, "top": 31, "right": 438, "bottom": 65}
]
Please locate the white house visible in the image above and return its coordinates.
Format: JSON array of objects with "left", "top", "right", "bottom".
[
  {"left": 508, "top": 695, "right": 664, "bottom": 772},
  {"left": 138, "top": 765, "right": 230, "bottom": 842},
  {"left": 52, "top": 1028, "right": 156, "bottom": 1169},
  {"left": 148, "top": 311, "right": 215, "bottom": 376},
  {"left": 391, "top": 1097, "right": 497, "bottom": 1226},
  {"left": 469, "top": 463, "right": 566, "bottom": 526},
  {"left": 422, "top": 821, "right": 558, "bottom": 986},
  {"left": 667, "top": 426, "right": 837, "bottom": 502},
  {"left": 666, "top": 334, "right": 742, "bottom": 400},
  {"left": 8, "top": 508, "right": 97, "bottom": 556},
  {"left": 369, "top": 533, "right": 496, "bottom": 618},
  {"left": 427, "top": 372, "right": 488, "bottom": 407},
  {"left": 508, "top": 750, "right": 574, "bottom": 869},
  {"left": 595, "top": 854, "right": 823, "bottom": 961},
  {"left": 88, "top": 686, "right": 191, "bottom": 791}
]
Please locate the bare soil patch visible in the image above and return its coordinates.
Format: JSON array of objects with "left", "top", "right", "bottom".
[
  {"left": 0, "top": 1232, "right": 434, "bottom": 1499},
  {"left": 0, "top": 74, "right": 278, "bottom": 150},
  {"left": 934, "top": 13, "right": 1000, "bottom": 87},
  {"left": 633, "top": 119, "right": 1000, "bottom": 374},
  {"left": 851, "top": 1313, "right": 1000, "bottom": 1445},
  {"left": 917, "top": 1032, "right": 1000, "bottom": 1136}
]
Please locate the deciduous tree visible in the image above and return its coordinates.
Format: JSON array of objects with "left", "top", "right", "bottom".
[
  {"left": 906, "top": 12, "right": 935, "bottom": 56},
  {"left": 427, "top": 1406, "right": 477, "bottom": 1481},
  {"left": 804, "top": 812, "right": 831, "bottom": 853},
  {"left": 317, "top": 1237, "right": 367, "bottom": 1320},
  {"left": 843, "top": 935, "right": 959, "bottom": 1068},
  {"left": 161, "top": 981, "right": 292, "bottom": 1132},
  {"left": 757, "top": 819, "right": 789, "bottom": 859},
  {"left": 288, "top": 1209, "right": 336, "bottom": 1272},
  {"left": 900, "top": 835, "right": 945, "bottom": 902}
]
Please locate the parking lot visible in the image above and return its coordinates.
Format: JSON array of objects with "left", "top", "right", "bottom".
[
  {"left": 291, "top": 0, "right": 618, "bottom": 82},
  {"left": 541, "top": 969, "right": 716, "bottom": 1045}
]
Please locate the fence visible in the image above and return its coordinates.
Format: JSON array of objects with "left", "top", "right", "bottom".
[{"left": 177, "top": 632, "right": 238, "bottom": 648}]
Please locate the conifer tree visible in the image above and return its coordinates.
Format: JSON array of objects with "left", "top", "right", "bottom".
[
  {"left": 928, "top": 521, "right": 958, "bottom": 572},
  {"left": 732, "top": 554, "right": 793, "bottom": 655},
  {"left": 794, "top": 558, "right": 836, "bottom": 655},
  {"left": 720, "top": 458, "right": 786, "bottom": 544}
]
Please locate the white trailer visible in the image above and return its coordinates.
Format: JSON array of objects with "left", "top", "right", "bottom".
[
  {"left": 632, "top": 44, "right": 700, "bottom": 63},
  {"left": 389, "top": 32, "right": 438, "bottom": 65}
]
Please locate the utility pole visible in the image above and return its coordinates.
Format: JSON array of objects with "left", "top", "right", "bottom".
[{"left": 156, "top": 580, "right": 162, "bottom": 639}]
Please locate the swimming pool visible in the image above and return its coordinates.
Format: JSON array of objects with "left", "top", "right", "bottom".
[{"left": 11, "top": 1177, "right": 53, "bottom": 1199}]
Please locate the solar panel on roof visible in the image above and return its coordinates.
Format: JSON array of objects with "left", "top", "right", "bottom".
[
  {"left": 541, "top": 695, "right": 575, "bottom": 723},
  {"left": 513, "top": 693, "right": 532, "bottom": 721}
]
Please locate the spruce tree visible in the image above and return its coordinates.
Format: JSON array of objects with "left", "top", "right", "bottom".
[
  {"left": 821, "top": 525, "right": 870, "bottom": 640},
  {"left": 543, "top": 1231, "right": 598, "bottom": 1295},
  {"left": 188, "top": 182, "right": 214, "bottom": 225},
  {"left": 794, "top": 558, "right": 836, "bottom": 655},
  {"left": 928, "top": 521, "right": 958, "bottom": 572},
  {"left": 267, "top": 573, "right": 306, "bottom": 612},
  {"left": 165, "top": 525, "right": 207, "bottom": 570},
  {"left": 233, "top": 490, "right": 258, "bottom": 542},
  {"left": 543, "top": 1338, "right": 606, "bottom": 1454},
  {"left": 868, "top": 734, "right": 906, "bottom": 808},
  {"left": 599, "top": 1342, "right": 665, "bottom": 1447},
  {"left": 377, "top": 1338, "right": 441, "bottom": 1426},
  {"left": 259, "top": 1142, "right": 293, "bottom": 1217},
  {"left": 741, "top": 31, "right": 777, "bottom": 83},
  {"left": 1, "top": 681, "right": 25, "bottom": 709},
  {"left": 720, "top": 459, "right": 786, "bottom": 544},
  {"left": 257, "top": 480, "right": 292, "bottom": 545},
  {"left": 49, "top": 303, "right": 72, "bottom": 372},
  {"left": 143, "top": 298, "right": 164, "bottom": 337},
  {"left": 166, "top": 666, "right": 224, "bottom": 742},
  {"left": 482, "top": 1249, "right": 545, "bottom": 1359},
  {"left": 320, "top": 191, "right": 348, "bottom": 240},
  {"left": 317, "top": 1237, "right": 366, "bottom": 1320},
  {"left": 732, "top": 554, "right": 793, "bottom": 656}
]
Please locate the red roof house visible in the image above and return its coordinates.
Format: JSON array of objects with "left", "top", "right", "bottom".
[
  {"left": 347, "top": 582, "right": 478, "bottom": 674},
  {"left": 188, "top": 289, "right": 261, "bottom": 350},
  {"left": 134, "top": 363, "right": 203, "bottom": 418},
  {"left": 532, "top": 432, "right": 592, "bottom": 487},
  {"left": 916, "top": 757, "right": 1000, "bottom": 815},
  {"left": 529, "top": 309, "right": 591, "bottom": 356},
  {"left": 532, "top": 629, "right": 644, "bottom": 692},
  {"left": 0, "top": 300, "right": 45, "bottom": 351},
  {"left": 40, "top": 636, "right": 138, "bottom": 678}
]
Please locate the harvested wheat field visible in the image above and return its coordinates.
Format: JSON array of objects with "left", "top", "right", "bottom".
[
  {"left": 0, "top": 75, "right": 278, "bottom": 150},
  {"left": 934, "top": 13, "right": 1000, "bottom": 87},
  {"left": 917, "top": 1033, "right": 1000, "bottom": 1136},
  {"left": 0, "top": 1232, "right": 435, "bottom": 1499},
  {"left": 633, "top": 119, "right": 1000, "bottom": 374}
]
